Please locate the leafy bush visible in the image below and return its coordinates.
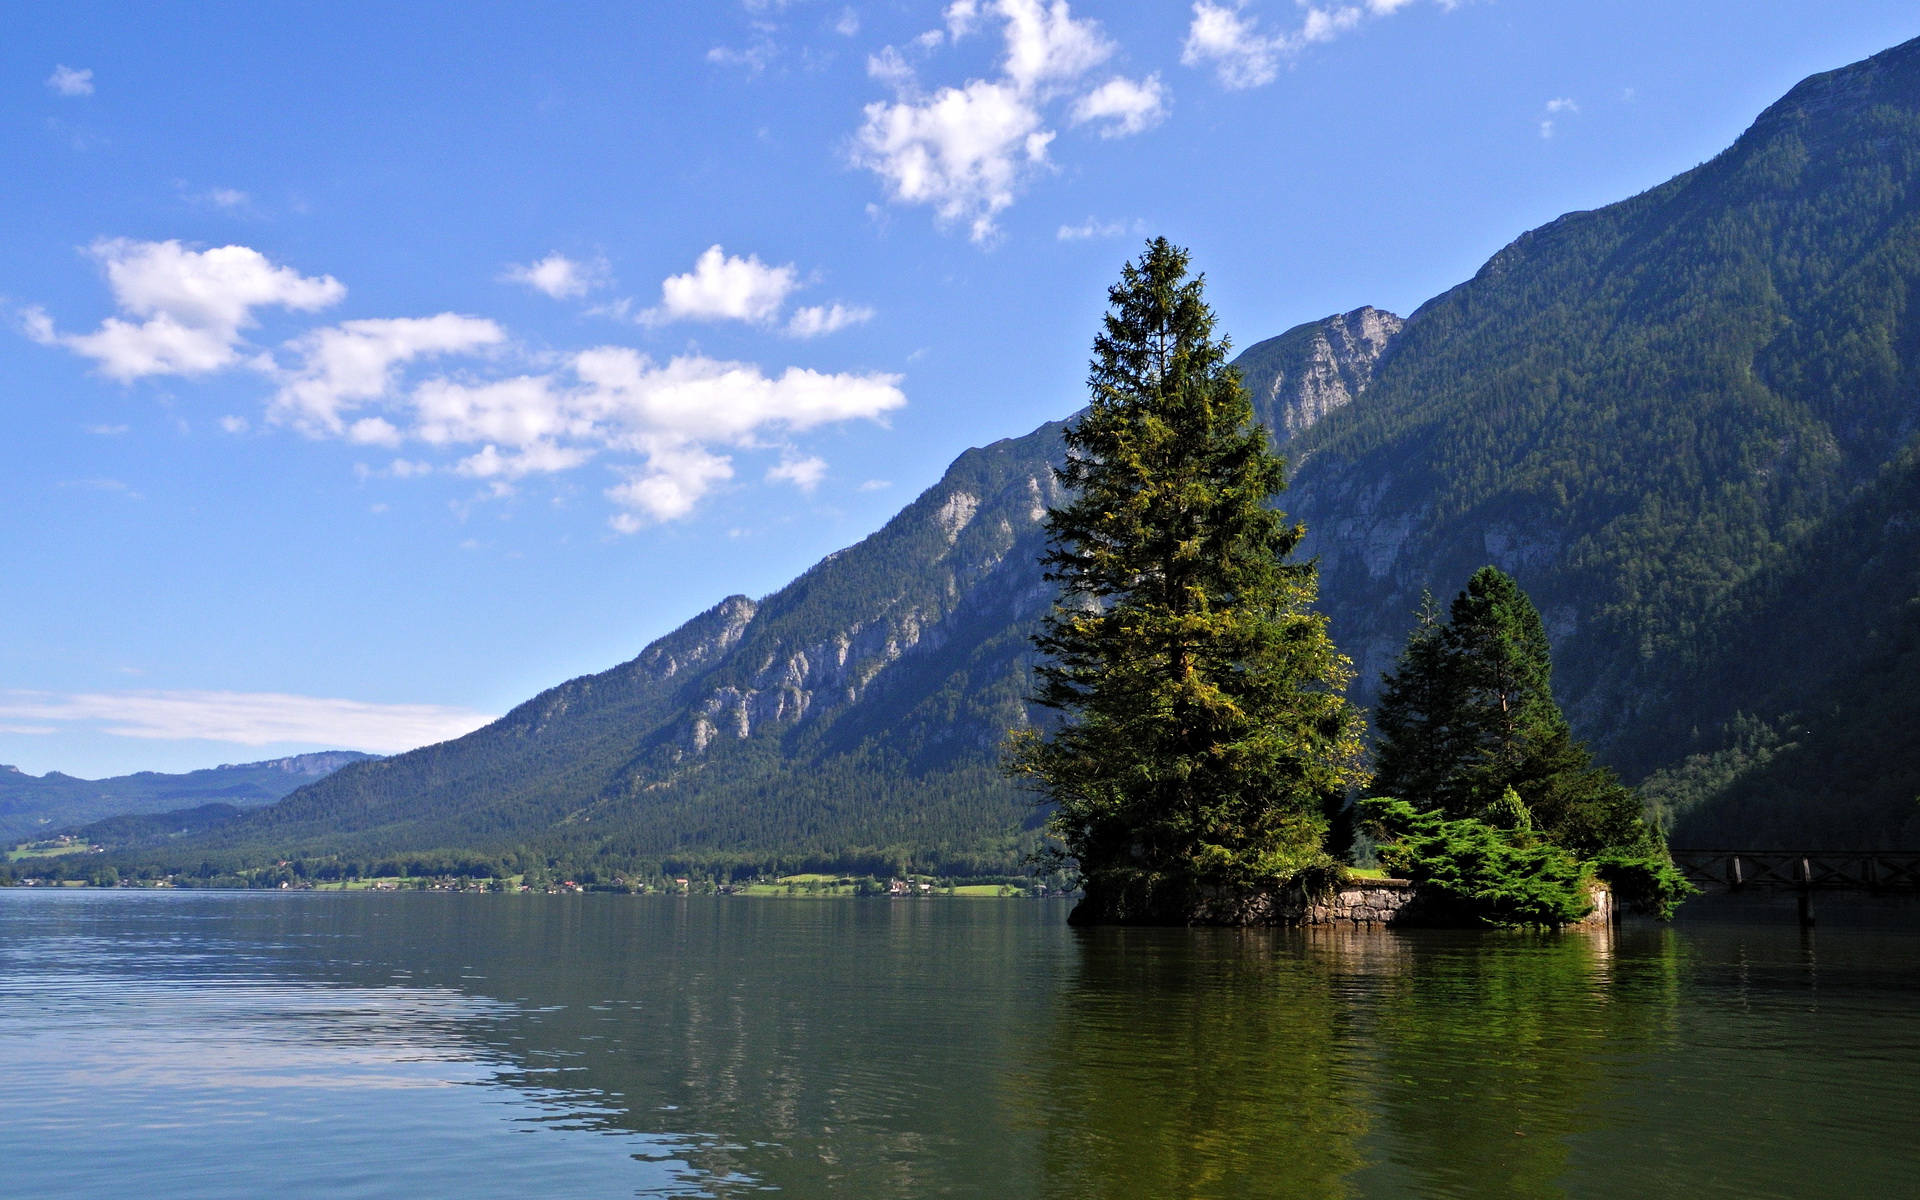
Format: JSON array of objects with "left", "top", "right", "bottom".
[
  {"left": 1589, "top": 847, "right": 1696, "bottom": 920},
  {"left": 1359, "top": 797, "right": 1596, "bottom": 928}
]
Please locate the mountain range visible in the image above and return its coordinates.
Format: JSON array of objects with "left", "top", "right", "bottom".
[
  {"left": 51, "top": 34, "right": 1920, "bottom": 875},
  {"left": 1, "top": 751, "right": 373, "bottom": 843}
]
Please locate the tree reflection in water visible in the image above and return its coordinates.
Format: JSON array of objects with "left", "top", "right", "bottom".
[{"left": 1029, "top": 923, "right": 1682, "bottom": 1200}]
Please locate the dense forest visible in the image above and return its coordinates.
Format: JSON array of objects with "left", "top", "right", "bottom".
[{"left": 19, "top": 34, "right": 1920, "bottom": 884}]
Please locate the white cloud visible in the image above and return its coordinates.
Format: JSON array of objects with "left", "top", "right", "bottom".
[
  {"left": 644, "top": 245, "right": 799, "bottom": 325},
  {"left": 365, "top": 349, "right": 903, "bottom": 525},
  {"left": 271, "top": 314, "right": 505, "bottom": 437},
  {"left": 835, "top": 7, "right": 860, "bottom": 36},
  {"left": 996, "top": 0, "right": 1113, "bottom": 96},
  {"left": 1540, "top": 97, "right": 1579, "bottom": 138},
  {"left": 0, "top": 689, "right": 496, "bottom": 753},
  {"left": 856, "top": 80, "right": 1052, "bottom": 242},
  {"left": 1071, "top": 74, "right": 1168, "bottom": 137},
  {"left": 766, "top": 455, "right": 827, "bottom": 490},
  {"left": 30, "top": 238, "right": 887, "bottom": 525},
  {"left": 1057, "top": 216, "right": 1133, "bottom": 240},
  {"left": 33, "top": 239, "right": 344, "bottom": 381},
  {"left": 945, "top": 0, "right": 983, "bottom": 39},
  {"left": 47, "top": 65, "right": 93, "bottom": 96},
  {"left": 1182, "top": 3, "right": 1284, "bottom": 89},
  {"left": 786, "top": 303, "right": 874, "bottom": 338},
  {"left": 207, "top": 188, "right": 250, "bottom": 210},
  {"left": 1183, "top": 1, "right": 1435, "bottom": 90},
  {"left": 707, "top": 39, "right": 779, "bottom": 72},
  {"left": 856, "top": 0, "right": 1158, "bottom": 242},
  {"left": 505, "top": 253, "right": 605, "bottom": 300},
  {"left": 608, "top": 445, "right": 736, "bottom": 525},
  {"left": 1536, "top": 96, "right": 1582, "bottom": 138}
]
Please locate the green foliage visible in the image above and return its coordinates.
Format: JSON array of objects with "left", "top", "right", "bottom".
[
  {"left": 1589, "top": 846, "right": 1696, "bottom": 921},
  {"left": 1359, "top": 797, "right": 1595, "bottom": 927},
  {"left": 1481, "top": 785, "right": 1534, "bottom": 832},
  {"left": 1644, "top": 445, "right": 1920, "bottom": 849},
  {"left": 1009, "top": 238, "right": 1365, "bottom": 915},
  {"left": 1373, "top": 567, "right": 1650, "bottom": 857}
]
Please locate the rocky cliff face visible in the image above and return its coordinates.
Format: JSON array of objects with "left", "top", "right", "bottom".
[{"left": 1234, "top": 306, "right": 1403, "bottom": 440}]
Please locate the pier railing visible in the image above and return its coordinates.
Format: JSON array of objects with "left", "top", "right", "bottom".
[
  {"left": 1667, "top": 849, "right": 1920, "bottom": 925},
  {"left": 1669, "top": 849, "right": 1920, "bottom": 892}
]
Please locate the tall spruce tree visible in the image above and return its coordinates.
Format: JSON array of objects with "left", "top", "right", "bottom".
[
  {"left": 1009, "top": 239, "right": 1366, "bottom": 923},
  {"left": 1372, "top": 566, "right": 1648, "bottom": 855}
]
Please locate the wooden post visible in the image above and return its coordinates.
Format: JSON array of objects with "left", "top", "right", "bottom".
[
  {"left": 1730, "top": 855, "right": 1743, "bottom": 890},
  {"left": 1797, "top": 857, "right": 1815, "bottom": 928}
]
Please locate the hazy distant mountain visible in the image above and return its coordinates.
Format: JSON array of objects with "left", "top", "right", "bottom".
[
  {"left": 113, "top": 34, "right": 1920, "bottom": 871},
  {"left": 0, "top": 751, "right": 376, "bottom": 842}
]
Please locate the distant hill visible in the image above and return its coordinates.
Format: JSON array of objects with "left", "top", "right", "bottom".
[
  {"left": 0, "top": 751, "right": 375, "bottom": 843},
  {"left": 79, "top": 34, "right": 1920, "bottom": 875}
]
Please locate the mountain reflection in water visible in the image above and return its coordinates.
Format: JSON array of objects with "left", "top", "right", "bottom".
[{"left": 2, "top": 891, "right": 1914, "bottom": 1199}]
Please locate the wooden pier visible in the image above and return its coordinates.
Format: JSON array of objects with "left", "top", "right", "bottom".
[{"left": 1669, "top": 849, "right": 1920, "bottom": 925}]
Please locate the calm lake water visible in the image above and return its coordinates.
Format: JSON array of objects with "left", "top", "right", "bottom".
[{"left": 3, "top": 891, "right": 1916, "bottom": 1199}]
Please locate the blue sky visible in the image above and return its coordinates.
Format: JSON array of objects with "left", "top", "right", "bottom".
[{"left": 3, "top": 0, "right": 1914, "bottom": 778}]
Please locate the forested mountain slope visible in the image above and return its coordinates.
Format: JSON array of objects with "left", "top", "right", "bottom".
[
  {"left": 1283, "top": 34, "right": 1920, "bottom": 767},
  {"left": 119, "top": 34, "right": 1920, "bottom": 871}
]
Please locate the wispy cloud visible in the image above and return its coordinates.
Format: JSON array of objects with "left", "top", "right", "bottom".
[
  {"left": 46, "top": 65, "right": 93, "bottom": 96},
  {"left": 0, "top": 689, "right": 497, "bottom": 752},
  {"left": 1540, "top": 97, "right": 1579, "bottom": 138},
  {"left": 787, "top": 303, "right": 874, "bottom": 338},
  {"left": 1057, "top": 216, "right": 1138, "bottom": 240},
  {"left": 766, "top": 454, "right": 828, "bottom": 491},
  {"left": 1182, "top": 1, "right": 1445, "bottom": 90}
]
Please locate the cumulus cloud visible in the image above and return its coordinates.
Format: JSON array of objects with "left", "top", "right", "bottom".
[
  {"left": 1071, "top": 74, "right": 1168, "bottom": 137},
  {"left": 505, "top": 253, "right": 605, "bottom": 300},
  {"left": 374, "top": 349, "right": 903, "bottom": 525},
  {"left": 1182, "top": 1, "right": 1435, "bottom": 90},
  {"left": 998, "top": 0, "right": 1114, "bottom": 94},
  {"left": 28, "top": 238, "right": 889, "bottom": 525},
  {"left": 787, "top": 302, "right": 874, "bottom": 338},
  {"left": 271, "top": 314, "right": 505, "bottom": 437},
  {"left": 644, "top": 245, "right": 799, "bottom": 325},
  {"left": 30, "top": 239, "right": 344, "bottom": 381},
  {"left": 855, "top": 0, "right": 1164, "bottom": 241},
  {"left": 0, "top": 689, "right": 495, "bottom": 752},
  {"left": 47, "top": 65, "right": 93, "bottom": 96}
]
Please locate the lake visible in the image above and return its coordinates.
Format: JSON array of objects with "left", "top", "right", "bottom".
[{"left": 2, "top": 890, "right": 1916, "bottom": 1199}]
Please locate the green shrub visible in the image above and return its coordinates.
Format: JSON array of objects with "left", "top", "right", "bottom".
[
  {"left": 1589, "top": 847, "right": 1696, "bottom": 920},
  {"left": 1359, "top": 797, "right": 1596, "bottom": 928}
]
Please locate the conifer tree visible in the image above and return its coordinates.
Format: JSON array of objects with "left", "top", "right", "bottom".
[
  {"left": 1009, "top": 238, "right": 1366, "bottom": 922},
  {"left": 1372, "top": 566, "right": 1647, "bottom": 855}
]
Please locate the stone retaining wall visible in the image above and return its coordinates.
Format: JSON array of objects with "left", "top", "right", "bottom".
[{"left": 1184, "top": 878, "right": 1613, "bottom": 928}]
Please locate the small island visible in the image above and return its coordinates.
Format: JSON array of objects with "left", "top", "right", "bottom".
[{"left": 1010, "top": 239, "right": 1687, "bottom": 929}]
